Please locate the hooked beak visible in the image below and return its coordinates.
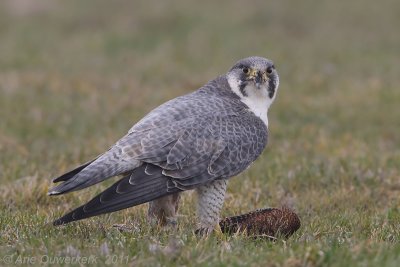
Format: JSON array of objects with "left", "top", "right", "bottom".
[{"left": 254, "top": 71, "right": 265, "bottom": 89}]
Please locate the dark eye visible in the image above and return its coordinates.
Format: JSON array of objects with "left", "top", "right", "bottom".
[
  {"left": 242, "top": 67, "right": 250, "bottom": 74},
  {"left": 266, "top": 66, "right": 273, "bottom": 74}
]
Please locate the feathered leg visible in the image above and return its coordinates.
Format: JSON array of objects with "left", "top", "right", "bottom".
[
  {"left": 196, "top": 179, "right": 227, "bottom": 234},
  {"left": 148, "top": 192, "right": 181, "bottom": 226}
]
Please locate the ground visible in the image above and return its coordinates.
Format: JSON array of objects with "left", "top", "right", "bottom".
[{"left": 0, "top": 0, "right": 399, "bottom": 266}]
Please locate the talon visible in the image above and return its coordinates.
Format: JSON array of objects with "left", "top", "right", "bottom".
[
  {"left": 195, "top": 228, "right": 213, "bottom": 236},
  {"left": 165, "top": 217, "right": 178, "bottom": 228}
]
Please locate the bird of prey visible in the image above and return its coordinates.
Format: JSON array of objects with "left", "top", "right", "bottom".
[{"left": 49, "top": 56, "right": 279, "bottom": 232}]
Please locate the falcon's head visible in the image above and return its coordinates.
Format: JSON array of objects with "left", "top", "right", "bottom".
[
  {"left": 226, "top": 56, "right": 279, "bottom": 126},
  {"left": 227, "top": 56, "right": 279, "bottom": 100}
]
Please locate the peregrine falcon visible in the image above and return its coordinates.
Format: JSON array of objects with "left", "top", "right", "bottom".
[{"left": 49, "top": 56, "right": 280, "bottom": 232}]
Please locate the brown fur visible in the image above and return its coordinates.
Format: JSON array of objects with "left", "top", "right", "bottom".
[{"left": 219, "top": 206, "right": 300, "bottom": 239}]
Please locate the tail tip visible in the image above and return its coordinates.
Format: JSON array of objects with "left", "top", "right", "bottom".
[
  {"left": 47, "top": 189, "right": 61, "bottom": 196},
  {"left": 53, "top": 219, "right": 64, "bottom": 226},
  {"left": 53, "top": 215, "right": 73, "bottom": 226}
]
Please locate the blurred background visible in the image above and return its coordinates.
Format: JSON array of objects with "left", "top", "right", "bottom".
[
  {"left": 0, "top": 0, "right": 399, "bottom": 265},
  {"left": 1, "top": 0, "right": 399, "bottom": 178}
]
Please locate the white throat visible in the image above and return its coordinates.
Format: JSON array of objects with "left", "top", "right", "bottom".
[{"left": 227, "top": 75, "right": 274, "bottom": 127}]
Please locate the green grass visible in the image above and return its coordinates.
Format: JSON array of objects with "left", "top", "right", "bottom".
[{"left": 1, "top": 0, "right": 400, "bottom": 266}]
